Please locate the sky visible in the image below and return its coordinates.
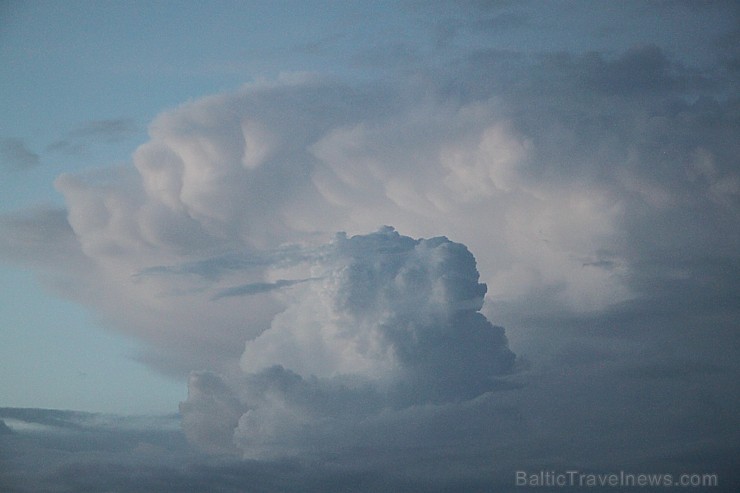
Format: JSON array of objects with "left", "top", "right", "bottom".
[{"left": 1, "top": 1, "right": 739, "bottom": 491}]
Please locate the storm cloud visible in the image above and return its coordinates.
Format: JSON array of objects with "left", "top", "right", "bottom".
[
  {"left": 180, "top": 228, "right": 517, "bottom": 458},
  {"left": 1, "top": 1, "right": 739, "bottom": 491}
]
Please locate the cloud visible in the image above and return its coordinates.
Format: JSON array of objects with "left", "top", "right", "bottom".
[
  {"left": 136, "top": 244, "right": 322, "bottom": 281},
  {"left": 70, "top": 119, "right": 138, "bottom": 141},
  {"left": 212, "top": 278, "right": 315, "bottom": 300},
  {"left": 179, "top": 373, "right": 243, "bottom": 455},
  {"left": 1, "top": 43, "right": 736, "bottom": 380},
  {"left": 0, "top": 407, "right": 192, "bottom": 493},
  {"left": 1, "top": 46, "right": 735, "bottom": 363},
  {"left": 6, "top": 75, "right": 610, "bottom": 378},
  {"left": 0, "top": 206, "right": 86, "bottom": 268},
  {"left": 1, "top": 26, "right": 739, "bottom": 490},
  {"left": 3, "top": 390, "right": 739, "bottom": 493},
  {"left": 238, "top": 228, "right": 511, "bottom": 381},
  {"left": 0, "top": 70, "right": 651, "bottom": 382},
  {"left": 0, "top": 138, "right": 40, "bottom": 169},
  {"left": 179, "top": 228, "right": 517, "bottom": 458},
  {"left": 46, "top": 118, "right": 139, "bottom": 155}
]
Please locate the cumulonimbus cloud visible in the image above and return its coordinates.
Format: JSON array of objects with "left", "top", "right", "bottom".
[
  {"left": 180, "top": 227, "right": 518, "bottom": 457},
  {"left": 1, "top": 42, "right": 737, "bottom": 472}
]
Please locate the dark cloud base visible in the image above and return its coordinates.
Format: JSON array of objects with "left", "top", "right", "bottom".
[{"left": 2, "top": 405, "right": 739, "bottom": 493}]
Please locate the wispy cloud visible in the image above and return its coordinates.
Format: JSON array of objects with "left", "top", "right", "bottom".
[
  {"left": 70, "top": 118, "right": 138, "bottom": 140},
  {"left": 0, "top": 138, "right": 40, "bottom": 169},
  {"left": 46, "top": 118, "right": 138, "bottom": 155},
  {"left": 211, "top": 277, "right": 317, "bottom": 300}
]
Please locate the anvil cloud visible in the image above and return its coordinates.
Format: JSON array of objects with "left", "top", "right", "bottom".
[{"left": 1, "top": 1, "right": 738, "bottom": 491}]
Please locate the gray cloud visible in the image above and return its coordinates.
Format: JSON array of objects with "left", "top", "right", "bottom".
[
  {"left": 179, "top": 373, "right": 243, "bottom": 455},
  {"left": 70, "top": 118, "right": 138, "bottom": 140},
  {"left": 212, "top": 278, "right": 316, "bottom": 300},
  {"left": 137, "top": 244, "right": 324, "bottom": 282},
  {"left": 0, "top": 207, "right": 86, "bottom": 268},
  {"left": 619, "top": 360, "right": 727, "bottom": 381},
  {"left": 0, "top": 138, "right": 40, "bottom": 169},
  {"left": 46, "top": 118, "right": 138, "bottom": 156},
  {"left": 2, "top": 399, "right": 738, "bottom": 493}
]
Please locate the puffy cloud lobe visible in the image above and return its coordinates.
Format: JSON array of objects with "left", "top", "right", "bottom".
[
  {"left": 130, "top": 79, "right": 390, "bottom": 250},
  {"left": 181, "top": 228, "right": 517, "bottom": 457},
  {"left": 307, "top": 98, "right": 632, "bottom": 314},
  {"left": 179, "top": 372, "right": 243, "bottom": 455},
  {"left": 242, "top": 228, "right": 514, "bottom": 386}
]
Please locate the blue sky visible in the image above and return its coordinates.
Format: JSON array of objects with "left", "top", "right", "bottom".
[{"left": 1, "top": 1, "right": 739, "bottom": 491}]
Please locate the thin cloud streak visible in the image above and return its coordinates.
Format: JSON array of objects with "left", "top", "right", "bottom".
[
  {"left": 0, "top": 138, "right": 40, "bottom": 169},
  {"left": 211, "top": 277, "right": 318, "bottom": 300},
  {"left": 46, "top": 118, "right": 139, "bottom": 156}
]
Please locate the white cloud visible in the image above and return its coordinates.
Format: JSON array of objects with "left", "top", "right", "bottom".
[
  {"left": 241, "top": 228, "right": 514, "bottom": 381},
  {"left": 0, "top": 73, "right": 640, "bottom": 379},
  {"left": 440, "top": 123, "right": 531, "bottom": 198},
  {"left": 179, "top": 227, "right": 517, "bottom": 457}
]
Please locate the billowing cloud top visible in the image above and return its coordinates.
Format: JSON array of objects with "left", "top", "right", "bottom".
[{"left": 181, "top": 227, "right": 516, "bottom": 457}]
